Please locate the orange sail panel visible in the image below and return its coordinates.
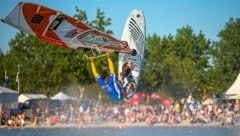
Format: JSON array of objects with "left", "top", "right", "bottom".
[{"left": 2, "top": 2, "right": 131, "bottom": 53}]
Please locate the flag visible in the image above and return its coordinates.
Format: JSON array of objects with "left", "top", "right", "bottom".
[
  {"left": 16, "top": 72, "right": 19, "bottom": 82},
  {"left": 4, "top": 71, "right": 9, "bottom": 87}
]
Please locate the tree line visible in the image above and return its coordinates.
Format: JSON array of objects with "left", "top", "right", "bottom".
[{"left": 1, "top": 7, "right": 240, "bottom": 102}]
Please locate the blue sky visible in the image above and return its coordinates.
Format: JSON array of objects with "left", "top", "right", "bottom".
[{"left": 0, "top": 0, "right": 240, "bottom": 52}]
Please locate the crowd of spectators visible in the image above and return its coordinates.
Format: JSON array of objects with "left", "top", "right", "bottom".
[
  {"left": 1, "top": 96, "right": 240, "bottom": 128},
  {"left": 38, "top": 97, "right": 240, "bottom": 128}
]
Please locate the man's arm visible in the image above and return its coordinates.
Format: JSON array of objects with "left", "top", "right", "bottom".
[
  {"left": 90, "top": 57, "right": 99, "bottom": 78},
  {"left": 107, "top": 53, "right": 115, "bottom": 74}
]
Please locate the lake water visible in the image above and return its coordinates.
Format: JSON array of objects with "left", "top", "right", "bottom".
[{"left": 1, "top": 126, "right": 240, "bottom": 136}]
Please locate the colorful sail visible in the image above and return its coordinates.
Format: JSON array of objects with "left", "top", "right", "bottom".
[{"left": 1, "top": 2, "right": 131, "bottom": 53}]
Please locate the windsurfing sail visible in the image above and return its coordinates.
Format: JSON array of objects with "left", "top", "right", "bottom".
[{"left": 1, "top": 2, "right": 131, "bottom": 54}]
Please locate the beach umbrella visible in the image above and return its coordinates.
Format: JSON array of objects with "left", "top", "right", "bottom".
[
  {"left": 130, "top": 92, "right": 145, "bottom": 105},
  {"left": 132, "top": 92, "right": 145, "bottom": 100},
  {"left": 161, "top": 97, "right": 170, "bottom": 107},
  {"left": 150, "top": 92, "right": 160, "bottom": 100},
  {"left": 130, "top": 99, "right": 139, "bottom": 105}
]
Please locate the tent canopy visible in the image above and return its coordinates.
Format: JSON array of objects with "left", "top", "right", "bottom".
[
  {"left": 0, "top": 86, "right": 18, "bottom": 94},
  {"left": 221, "top": 73, "right": 240, "bottom": 99},
  {"left": 51, "top": 92, "right": 77, "bottom": 101},
  {"left": 18, "top": 94, "right": 47, "bottom": 103},
  {"left": 0, "top": 86, "right": 18, "bottom": 110}
]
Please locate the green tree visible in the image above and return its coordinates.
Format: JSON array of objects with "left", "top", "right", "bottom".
[
  {"left": 140, "top": 33, "right": 166, "bottom": 91},
  {"left": 211, "top": 17, "right": 240, "bottom": 94},
  {"left": 91, "top": 8, "right": 113, "bottom": 35},
  {"left": 0, "top": 49, "right": 5, "bottom": 86},
  {"left": 172, "top": 26, "right": 211, "bottom": 98},
  {"left": 2, "top": 32, "right": 29, "bottom": 90},
  {"left": 74, "top": 6, "right": 90, "bottom": 25},
  {"left": 141, "top": 26, "right": 211, "bottom": 99}
]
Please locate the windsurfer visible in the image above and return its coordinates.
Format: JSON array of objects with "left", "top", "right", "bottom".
[{"left": 90, "top": 53, "right": 127, "bottom": 101}]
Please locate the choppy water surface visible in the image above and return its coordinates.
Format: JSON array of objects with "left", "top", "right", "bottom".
[{"left": 1, "top": 126, "right": 240, "bottom": 136}]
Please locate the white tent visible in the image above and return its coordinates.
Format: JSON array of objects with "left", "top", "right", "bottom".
[
  {"left": 51, "top": 92, "right": 77, "bottom": 101},
  {"left": 222, "top": 73, "right": 240, "bottom": 99},
  {"left": 18, "top": 94, "right": 48, "bottom": 103}
]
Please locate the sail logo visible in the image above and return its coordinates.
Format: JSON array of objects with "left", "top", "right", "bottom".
[
  {"left": 49, "top": 15, "right": 65, "bottom": 30},
  {"left": 31, "top": 14, "right": 44, "bottom": 24}
]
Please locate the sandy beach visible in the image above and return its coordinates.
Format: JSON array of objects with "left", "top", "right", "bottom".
[{"left": 0, "top": 120, "right": 227, "bottom": 129}]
